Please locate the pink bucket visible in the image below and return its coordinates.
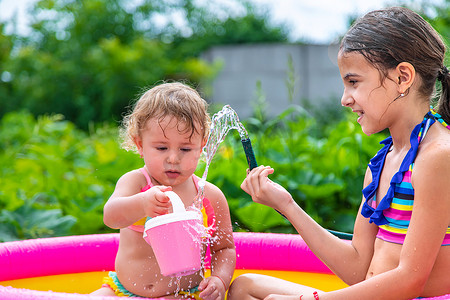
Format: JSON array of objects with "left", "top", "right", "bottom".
[{"left": 143, "top": 191, "right": 203, "bottom": 277}]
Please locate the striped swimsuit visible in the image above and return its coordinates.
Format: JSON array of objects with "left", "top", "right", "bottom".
[{"left": 361, "top": 109, "right": 450, "bottom": 245}]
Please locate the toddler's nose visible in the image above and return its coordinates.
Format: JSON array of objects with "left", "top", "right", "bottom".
[{"left": 167, "top": 151, "right": 180, "bottom": 163}]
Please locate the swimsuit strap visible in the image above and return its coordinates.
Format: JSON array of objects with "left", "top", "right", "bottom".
[
  {"left": 140, "top": 167, "right": 152, "bottom": 186},
  {"left": 430, "top": 108, "right": 450, "bottom": 130},
  {"left": 361, "top": 111, "right": 436, "bottom": 225},
  {"left": 192, "top": 175, "right": 200, "bottom": 189}
]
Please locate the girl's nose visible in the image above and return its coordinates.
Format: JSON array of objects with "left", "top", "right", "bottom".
[{"left": 340, "top": 91, "right": 354, "bottom": 107}]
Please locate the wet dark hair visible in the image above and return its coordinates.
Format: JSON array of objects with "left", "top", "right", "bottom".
[{"left": 340, "top": 7, "right": 450, "bottom": 123}]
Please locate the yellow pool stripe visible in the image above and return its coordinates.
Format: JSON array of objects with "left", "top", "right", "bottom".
[{"left": 0, "top": 269, "right": 348, "bottom": 295}]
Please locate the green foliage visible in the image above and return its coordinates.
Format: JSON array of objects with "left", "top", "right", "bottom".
[
  {"left": 419, "top": 0, "right": 450, "bottom": 48},
  {"left": 0, "top": 194, "right": 76, "bottom": 241},
  {"left": 0, "top": 107, "right": 385, "bottom": 240},
  {"left": 0, "top": 111, "right": 142, "bottom": 241},
  {"left": 170, "top": 1, "right": 289, "bottom": 58},
  {"left": 0, "top": 0, "right": 289, "bottom": 129}
]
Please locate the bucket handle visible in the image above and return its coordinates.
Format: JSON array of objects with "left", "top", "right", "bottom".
[{"left": 165, "top": 191, "right": 186, "bottom": 213}]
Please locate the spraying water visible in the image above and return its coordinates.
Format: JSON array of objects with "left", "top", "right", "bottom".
[
  {"left": 193, "top": 105, "right": 258, "bottom": 211},
  {"left": 165, "top": 105, "right": 258, "bottom": 289}
]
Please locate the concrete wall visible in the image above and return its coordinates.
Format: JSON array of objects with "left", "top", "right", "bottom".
[{"left": 202, "top": 43, "right": 344, "bottom": 119}]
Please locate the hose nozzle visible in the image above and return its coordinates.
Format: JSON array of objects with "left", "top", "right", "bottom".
[{"left": 241, "top": 138, "right": 258, "bottom": 170}]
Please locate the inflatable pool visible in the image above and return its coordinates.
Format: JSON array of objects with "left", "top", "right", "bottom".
[{"left": 0, "top": 232, "right": 448, "bottom": 299}]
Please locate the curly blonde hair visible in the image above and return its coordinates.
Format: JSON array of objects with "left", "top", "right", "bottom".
[{"left": 121, "top": 82, "right": 211, "bottom": 152}]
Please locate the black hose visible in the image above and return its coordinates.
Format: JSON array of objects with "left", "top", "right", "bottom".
[{"left": 241, "top": 138, "right": 258, "bottom": 170}]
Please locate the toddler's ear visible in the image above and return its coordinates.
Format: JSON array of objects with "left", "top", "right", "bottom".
[
  {"left": 133, "top": 136, "right": 144, "bottom": 156},
  {"left": 201, "top": 137, "right": 208, "bottom": 149}
]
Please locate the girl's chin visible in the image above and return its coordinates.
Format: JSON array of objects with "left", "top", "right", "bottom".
[
  {"left": 359, "top": 122, "right": 372, "bottom": 136},
  {"left": 361, "top": 125, "right": 383, "bottom": 137}
]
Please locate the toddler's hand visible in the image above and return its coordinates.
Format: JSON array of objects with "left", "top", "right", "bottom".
[
  {"left": 198, "top": 275, "right": 226, "bottom": 300},
  {"left": 142, "top": 186, "right": 172, "bottom": 218}
]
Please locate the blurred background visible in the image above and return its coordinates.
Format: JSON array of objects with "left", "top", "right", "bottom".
[{"left": 0, "top": 0, "right": 448, "bottom": 241}]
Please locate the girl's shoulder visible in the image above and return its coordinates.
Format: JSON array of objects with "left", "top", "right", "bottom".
[
  {"left": 414, "top": 126, "right": 450, "bottom": 183},
  {"left": 420, "top": 124, "right": 450, "bottom": 158}
]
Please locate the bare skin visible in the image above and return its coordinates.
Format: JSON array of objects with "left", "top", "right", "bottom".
[{"left": 227, "top": 52, "right": 450, "bottom": 300}]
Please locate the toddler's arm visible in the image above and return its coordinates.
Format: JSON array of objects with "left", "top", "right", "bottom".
[
  {"left": 103, "top": 169, "right": 171, "bottom": 229},
  {"left": 198, "top": 183, "right": 236, "bottom": 300}
]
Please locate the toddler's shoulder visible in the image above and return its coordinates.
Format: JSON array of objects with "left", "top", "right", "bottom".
[
  {"left": 201, "top": 180, "right": 227, "bottom": 204},
  {"left": 119, "top": 168, "right": 145, "bottom": 181},
  {"left": 115, "top": 168, "right": 148, "bottom": 189}
]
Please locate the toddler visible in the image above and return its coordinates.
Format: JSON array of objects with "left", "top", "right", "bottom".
[{"left": 92, "top": 82, "right": 236, "bottom": 300}]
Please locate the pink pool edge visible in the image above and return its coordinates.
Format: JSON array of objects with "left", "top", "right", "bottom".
[{"left": 0, "top": 232, "right": 448, "bottom": 299}]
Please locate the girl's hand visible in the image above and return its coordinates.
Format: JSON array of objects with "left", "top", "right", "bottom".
[
  {"left": 141, "top": 186, "right": 172, "bottom": 218},
  {"left": 241, "top": 165, "right": 293, "bottom": 212},
  {"left": 198, "top": 276, "right": 227, "bottom": 300}
]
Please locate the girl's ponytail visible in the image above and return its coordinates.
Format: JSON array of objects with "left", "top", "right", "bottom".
[{"left": 437, "top": 66, "right": 450, "bottom": 124}]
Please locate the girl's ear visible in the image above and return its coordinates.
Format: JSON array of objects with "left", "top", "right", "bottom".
[{"left": 396, "top": 62, "right": 416, "bottom": 93}]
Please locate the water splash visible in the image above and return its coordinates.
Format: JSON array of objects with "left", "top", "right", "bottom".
[
  {"left": 193, "top": 105, "right": 256, "bottom": 211},
  {"left": 201, "top": 105, "right": 249, "bottom": 181}
]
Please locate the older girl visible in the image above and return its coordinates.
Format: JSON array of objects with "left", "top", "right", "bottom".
[{"left": 228, "top": 7, "right": 450, "bottom": 300}]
